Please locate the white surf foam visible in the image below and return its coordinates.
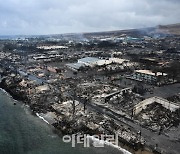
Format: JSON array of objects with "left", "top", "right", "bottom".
[
  {"left": 36, "top": 113, "right": 50, "bottom": 124},
  {"left": 87, "top": 135, "right": 132, "bottom": 154}
]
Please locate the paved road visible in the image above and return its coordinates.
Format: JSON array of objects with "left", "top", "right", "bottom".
[
  {"left": 78, "top": 97, "right": 180, "bottom": 154},
  {"left": 144, "top": 83, "right": 180, "bottom": 100}
]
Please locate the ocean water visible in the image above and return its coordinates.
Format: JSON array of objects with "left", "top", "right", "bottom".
[{"left": 0, "top": 89, "right": 129, "bottom": 154}]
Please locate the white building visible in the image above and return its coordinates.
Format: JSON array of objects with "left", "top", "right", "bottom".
[
  {"left": 132, "top": 70, "right": 168, "bottom": 85},
  {"left": 78, "top": 57, "right": 101, "bottom": 67}
]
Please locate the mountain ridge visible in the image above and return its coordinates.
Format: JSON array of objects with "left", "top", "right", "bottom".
[{"left": 0, "top": 23, "right": 179, "bottom": 39}]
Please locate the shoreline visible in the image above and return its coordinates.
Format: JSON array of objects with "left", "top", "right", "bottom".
[
  {"left": 0, "top": 76, "right": 154, "bottom": 154},
  {"left": 0, "top": 88, "right": 134, "bottom": 154},
  {"left": 36, "top": 113, "right": 50, "bottom": 124}
]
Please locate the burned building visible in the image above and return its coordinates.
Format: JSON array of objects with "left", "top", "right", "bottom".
[{"left": 133, "top": 96, "right": 180, "bottom": 131}]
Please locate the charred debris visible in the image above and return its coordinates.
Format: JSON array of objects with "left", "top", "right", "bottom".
[{"left": 0, "top": 31, "right": 180, "bottom": 154}]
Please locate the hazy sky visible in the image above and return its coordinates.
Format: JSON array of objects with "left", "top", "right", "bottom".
[{"left": 0, "top": 0, "right": 179, "bottom": 35}]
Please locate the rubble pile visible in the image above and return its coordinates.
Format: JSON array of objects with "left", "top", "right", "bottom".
[
  {"left": 135, "top": 102, "right": 180, "bottom": 131},
  {"left": 103, "top": 120, "right": 145, "bottom": 149},
  {"left": 167, "top": 95, "right": 180, "bottom": 104},
  {"left": 50, "top": 100, "right": 145, "bottom": 149},
  {"left": 108, "top": 92, "right": 141, "bottom": 114},
  {"left": 0, "top": 75, "right": 29, "bottom": 102}
]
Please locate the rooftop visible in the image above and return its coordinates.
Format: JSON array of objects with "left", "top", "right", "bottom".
[
  {"left": 66, "top": 63, "right": 85, "bottom": 70},
  {"left": 135, "top": 70, "right": 167, "bottom": 76},
  {"left": 78, "top": 57, "right": 100, "bottom": 63},
  {"left": 109, "top": 58, "right": 129, "bottom": 64}
]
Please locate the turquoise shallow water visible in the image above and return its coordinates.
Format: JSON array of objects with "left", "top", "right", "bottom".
[{"left": 0, "top": 89, "right": 126, "bottom": 154}]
